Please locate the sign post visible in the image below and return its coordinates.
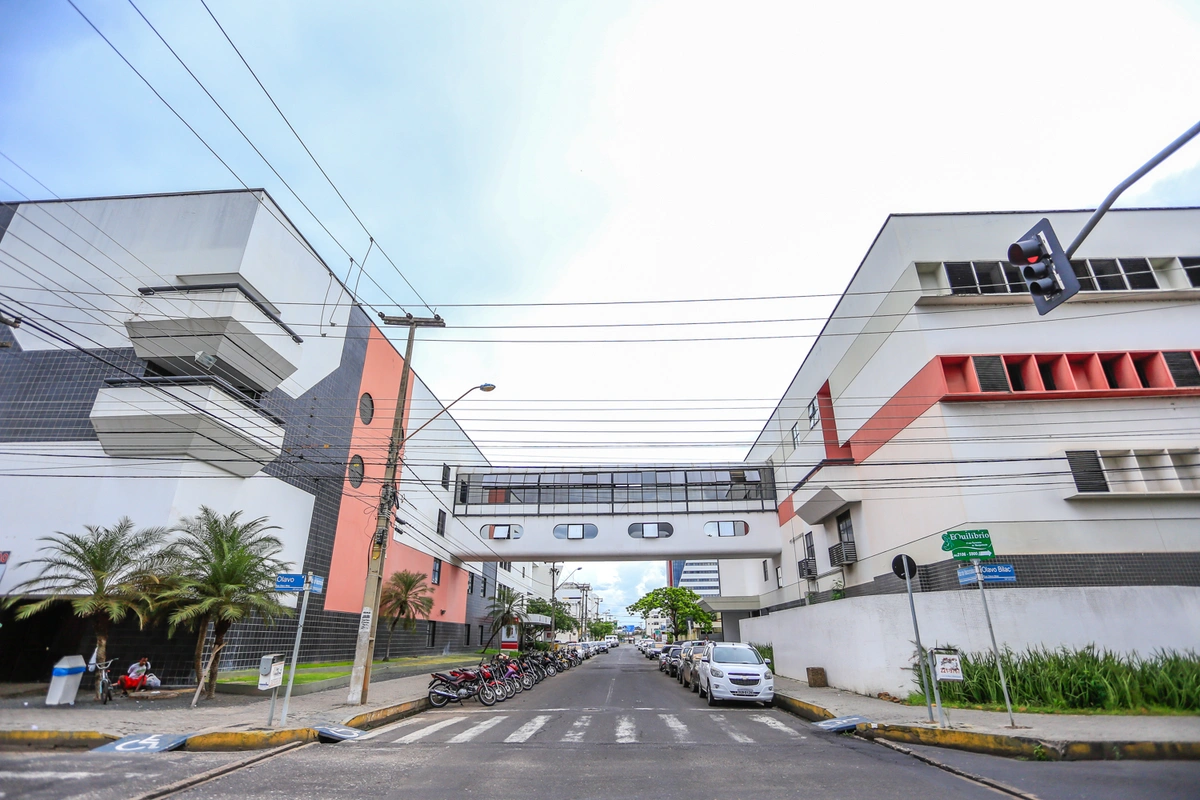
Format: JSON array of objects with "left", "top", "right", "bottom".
[
  {"left": 258, "top": 653, "right": 285, "bottom": 726},
  {"left": 276, "top": 571, "right": 322, "bottom": 727},
  {"left": 891, "top": 554, "right": 933, "bottom": 724},
  {"left": 973, "top": 558, "right": 1016, "bottom": 728},
  {"left": 942, "top": 529, "right": 1015, "bottom": 728},
  {"left": 927, "top": 650, "right": 947, "bottom": 728}
]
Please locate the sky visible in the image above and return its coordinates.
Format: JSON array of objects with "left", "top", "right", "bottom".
[{"left": 3, "top": 0, "right": 1200, "bottom": 623}]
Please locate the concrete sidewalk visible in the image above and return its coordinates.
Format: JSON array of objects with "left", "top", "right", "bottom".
[
  {"left": 773, "top": 675, "right": 1200, "bottom": 759},
  {"left": 0, "top": 672, "right": 433, "bottom": 739}
]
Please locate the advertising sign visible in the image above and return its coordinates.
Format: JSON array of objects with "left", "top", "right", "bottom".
[
  {"left": 934, "top": 653, "right": 964, "bottom": 682},
  {"left": 941, "top": 529, "right": 994, "bottom": 560}
]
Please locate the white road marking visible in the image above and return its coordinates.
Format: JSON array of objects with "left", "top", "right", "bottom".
[
  {"left": 562, "top": 714, "right": 591, "bottom": 742},
  {"left": 615, "top": 715, "right": 637, "bottom": 743},
  {"left": 751, "top": 714, "right": 805, "bottom": 738},
  {"left": 447, "top": 715, "right": 508, "bottom": 743},
  {"left": 0, "top": 772, "right": 96, "bottom": 780},
  {"left": 352, "top": 715, "right": 428, "bottom": 741},
  {"left": 604, "top": 676, "right": 616, "bottom": 706},
  {"left": 659, "top": 713, "right": 692, "bottom": 743},
  {"left": 505, "top": 714, "right": 551, "bottom": 743},
  {"left": 394, "top": 716, "right": 465, "bottom": 743},
  {"left": 710, "top": 714, "right": 755, "bottom": 743}
]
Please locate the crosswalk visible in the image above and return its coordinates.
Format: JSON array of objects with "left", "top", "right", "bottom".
[{"left": 365, "top": 710, "right": 809, "bottom": 747}]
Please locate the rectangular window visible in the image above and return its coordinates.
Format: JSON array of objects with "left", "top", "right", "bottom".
[
  {"left": 762, "top": 560, "right": 769, "bottom": 582},
  {"left": 426, "top": 620, "right": 437, "bottom": 648},
  {"left": 481, "top": 577, "right": 487, "bottom": 597},
  {"left": 465, "top": 625, "right": 470, "bottom": 646},
  {"left": 790, "top": 422, "right": 799, "bottom": 449},
  {"left": 467, "top": 572, "right": 475, "bottom": 594},
  {"left": 836, "top": 510, "right": 854, "bottom": 544},
  {"left": 500, "top": 561, "right": 511, "bottom": 572},
  {"left": 479, "top": 624, "right": 485, "bottom": 645},
  {"left": 775, "top": 565, "right": 783, "bottom": 588},
  {"left": 432, "top": 558, "right": 442, "bottom": 585},
  {"left": 441, "top": 464, "right": 451, "bottom": 490},
  {"left": 437, "top": 509, "right": 447, "bottom": 537},
  {"left": 1182, "top": 257, "right": 1200, "bottom": 288},
  {"left": 457, "top": 479, "right": 469, "bottom": 504},
  {"left": 1066, "top": 450, "right": 1110, "bottom": 493},
  {"left": 804, "top": 532, "right": 816, "bottom": 560},
  {"left": 808, "top": 398, "right": 819, "bottom": 429}
]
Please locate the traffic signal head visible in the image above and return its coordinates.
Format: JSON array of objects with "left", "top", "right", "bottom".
[{"left": 1007, "top": 218, "right": 1081, "bottom": 316}]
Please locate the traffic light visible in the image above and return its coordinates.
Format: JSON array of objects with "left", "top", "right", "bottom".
[{"left": 1007, "top": 218, "right": 1081, "bottom": 316}]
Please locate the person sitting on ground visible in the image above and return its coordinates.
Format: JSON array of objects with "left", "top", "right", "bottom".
[{"left": 116, "top": 657, "right": 151, "bottom": 695}]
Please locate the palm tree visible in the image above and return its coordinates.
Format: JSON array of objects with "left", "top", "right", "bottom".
[
  {"left": 2, "top": 518, "right": 173, "bottom": 698},
  {"left": 379, "top": 570, "right": 434, "bottom": 660},
  {"left": 160, "top": 507, "right": 290, "bottom": 698},
  {"left": 484, "top": 585, "right": 526, "bottom": 651}
]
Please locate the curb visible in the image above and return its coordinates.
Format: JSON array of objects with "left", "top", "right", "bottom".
[
  {"left": 855, "top": 722, "right": 1200, "bottom": 762},
  {"left": 343, "top": 696, "right": 430, "bottom": 730},
  {"left": 773, "top": 691, "right": 1200, "bottom": 762},
  {"left": 0, "top": 729, "right": 118, "bottom": 749},
  {"left": 181, "top": 728, "right": 319, "bottom": 751}
]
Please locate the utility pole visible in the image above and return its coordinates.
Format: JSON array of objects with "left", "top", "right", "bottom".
[
  {"left": 548, "top": 564, "right": 579, "bottom": 646},
  {"left": 347, "top": 313, "right": 444, "bottom": 705}
]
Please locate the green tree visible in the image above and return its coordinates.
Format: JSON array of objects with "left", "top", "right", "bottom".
[
  {"left": 160, "top": 507, "right": 290, "bottom": 698},
  {"left": 2, "top": 518, "right": 173, "bottom": 697},
  {"left": 526, "top": 597, "right": 577, "bottom": 632},
  {"left": 587, "top": 619, "right": 617, "bottom": 640},
  {"left": 379, "top": 570, "right": 434, "bottom": 660},
  {"left": 626, "top": 586, "right": 713, "bottom": 638},
  {"left": 484, "top": 585, "right": 525, "bottom": 650}
]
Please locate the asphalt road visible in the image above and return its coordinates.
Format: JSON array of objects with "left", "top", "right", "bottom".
[{"left": 3, "top": 645, "right": 1199, "bottom": 800}]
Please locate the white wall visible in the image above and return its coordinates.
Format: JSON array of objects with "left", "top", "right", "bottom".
[{"left": 739, "top": 585, "right": 1200, "bottom": 697}]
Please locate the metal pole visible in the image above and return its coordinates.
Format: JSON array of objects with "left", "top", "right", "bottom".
[
  {"left": 1065, "top": 118, "right": 1200, "bottom": 258},
  {"left": 279, "top": 573, "right": 312, "bottom": 726},
  {"left": 928, "top": 649, "right": 947, "bottom": 728},
  {"left": 549, "top": 564, "right": 558, "bottom": 647},
  {"left": 268, "top": 685, "right": 278, "bottom": 727},
  {"left": 903, "top": 570, "right": 935, "bottom": 723},
  {"left": 974, "top": 559, "right": 1016, "bottom": 727}
]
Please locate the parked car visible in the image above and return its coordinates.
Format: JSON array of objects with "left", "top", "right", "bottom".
[
  {"left": 678, "top": 644, "right": 701, "bottom": 689},
  {"left": 660, "top": 645, "right": 683, "bottom": 674},
  {"left": 697, "top": 643, "right": 774, "bottom": 707}
]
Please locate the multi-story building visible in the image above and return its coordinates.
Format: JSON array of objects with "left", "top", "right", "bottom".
[
  {"left": 727, "top": 207, "right": 1200, "bottom": 695},
  {"left": 0, "top": 190, "right": 545, "bottom": 684}
]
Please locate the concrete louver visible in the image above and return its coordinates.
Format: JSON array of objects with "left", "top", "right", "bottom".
[
  {"left": 126, "top": 288, "right": 301, "bottom": 392},
  {"left": 89, "top": 383, "right": 284, "bottom": 477}
]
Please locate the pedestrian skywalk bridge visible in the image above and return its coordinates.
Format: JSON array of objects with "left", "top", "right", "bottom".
[{"left": 356, "top": 708, "right": 808, "bottom": 747}]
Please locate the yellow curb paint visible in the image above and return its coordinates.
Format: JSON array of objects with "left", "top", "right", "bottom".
[
  {"left": 182, "top": 729, "right": 318, "bottom": 751},
  {"left": 342, "top": 697, "right": 430, "bottom": 730},
  {"left": 855, "top": 723, "right": 1054, "bottom": 760},
  {"left": 0, "top": 730, "right": 118, "bottom": 749},
  {"left": 772, "top": 693, "right": 835, "bottom": 722}
]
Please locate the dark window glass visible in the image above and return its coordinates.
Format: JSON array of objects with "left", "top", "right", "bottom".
[
  {"left": 1120, "top": 258, "right": 1158, "bottom": 290},
  {"left": 1182, "top": 257, "right": 1200, "bottom": 288},
  {"left": 553, "top": 523, "right": 599, "bottom": 540},
  {"left": 804, "top": 532, "right": 816, "bottom": 560},
  {"left": 1006, "top": 362, "right": 1025, "bottom": 391},
  {"left": 1038, "top": 361, "right": 1057, "bottom": 391},
  {"left": 973, "top": 261, "right": 1007, "bottom": 294},
  {"left": 762, "top": 560, "right": 769, "bottom": 581},
  {"left": 437, "top": 509, "right": 447, "bottom": 536},
  {"left": 468, "top": 572, "right": 475, "bottom": 594},
  {"left": 1071, "top": 261, "right": 1097, "bottom": 291},
  {"left": 465, "top": 625, "right": 471, "bottom": 646},
  {"left": 1002, "top": 263, "right": 1024, "bottom": 292},
  {"left": 481, "top": 577, "right": 487, "bottom": 596},
  {"left": 836, "top": 510, "right": 854, "bottom": 544},
  {"left": 347, "top": 455, "right": 365, "bottom": 488},
  {"left": 457, "top": 479, "right": 469, "bottom": 504},
  {"left": 427, "top": 620, "right": 437, "bottom": 647},
  {"left": 432, "top": 559, "right": 442, "bottom": 585},
  {"left": 1090, "top": 259, "right": 1126, "bottom": 290},
  {"left": 945, "top": 262, "right": 978, "bottom": 294},
  {"left": 359, "top": 393, "right": 374, "bottom": 425},
  {"left": 441, "top": 464, "right": 451, "bottom": 490}
]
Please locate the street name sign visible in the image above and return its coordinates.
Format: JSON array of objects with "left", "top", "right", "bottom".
[
  {"left": 957, "top": 564, "right": 1017, "bottom": 585},
  {"left": 274, "top": 573, "right": 305, "bottom": 591},
  {"left": 941, "top": 529, "right": 994, "bottom": 560}
]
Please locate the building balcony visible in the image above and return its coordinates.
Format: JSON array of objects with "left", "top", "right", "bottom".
[
  {"left": 127, "top": 284, "right": 302, "bottom": 392},
  {"left": 89, "top": 377, "right": 285, "bottom": 477}
]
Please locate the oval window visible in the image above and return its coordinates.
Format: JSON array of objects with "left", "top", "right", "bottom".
[
  {"left": 704, "top": 520, "right": 749, "bottom": 537},
  {"left": 481, "top": 524, "right": 523, "bottom": 540},
  {"left": 627, "top": 522, "right": 674, "bottom": 539},
  {"left": 347, "top": 454, "right": 365, "bottom": 488},
  {"left": 359, "top": 393, "right": 375, "bottom": 425},
  {"left": 553, "top": 523, "right": 599, "bottom": 540}
]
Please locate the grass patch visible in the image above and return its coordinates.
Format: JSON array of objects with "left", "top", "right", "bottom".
[
  {"left": 906, "top": 693, "right": 1198, "bottom": 716},
  {"left": 913, "top": 646, "right": 1200, "bottom": 713},
  {"left": 220, "top": 670, "right": 350, "bottom": 685}
]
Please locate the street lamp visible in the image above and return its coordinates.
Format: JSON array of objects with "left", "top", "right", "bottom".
[{"left": 347, "top": 378, "right": 495, "bottom": 704}]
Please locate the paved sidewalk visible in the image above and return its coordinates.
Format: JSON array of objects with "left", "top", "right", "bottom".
[
  {"left": 774, "top": 675, "right": 1200, "bottom": 743},
  {"left": 0, "top": 673, "right": 432, "bottom": 738}
]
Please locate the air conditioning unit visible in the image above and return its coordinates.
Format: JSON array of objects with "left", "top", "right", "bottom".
[
  {"left": 828, "top": 542, "right": 857, "bottom": 566},
  {"left": 798, "top": 558, "right": 818, "bottom": 579}
]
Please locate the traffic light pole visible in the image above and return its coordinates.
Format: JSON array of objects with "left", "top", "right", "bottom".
[
  {"left": 1065, "top": 117, "right": 1200, "bottom": 259},
  {"left": 347, "top": 313, "right": 444, "bottom": 705}
]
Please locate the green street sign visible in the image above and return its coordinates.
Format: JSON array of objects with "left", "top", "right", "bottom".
[{"left": 941, "top": 529, "right": 994, "bottom": 560}]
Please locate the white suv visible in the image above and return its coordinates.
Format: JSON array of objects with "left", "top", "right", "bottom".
[{"left": 697, "top": 643, "right": 774, "bottom": 706}]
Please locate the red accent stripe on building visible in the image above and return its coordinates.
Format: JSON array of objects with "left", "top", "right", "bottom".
[
  {"left": 777, "top": 495, "right": 796, "bottom": 526},
  {"left": 817, "top": 381, "right": 853, "bottom": 461},
  {"left": 847, "top": 359, "right": 947, "bottom": 462}
]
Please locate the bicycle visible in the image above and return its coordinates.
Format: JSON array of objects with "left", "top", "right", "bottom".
[{"left": 95, "top": 658, "right": 116, "bottom": 704}]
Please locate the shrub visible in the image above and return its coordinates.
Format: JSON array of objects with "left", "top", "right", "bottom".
[{"left": 750, "top": 642, "right": 774, "bottom": 663}]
